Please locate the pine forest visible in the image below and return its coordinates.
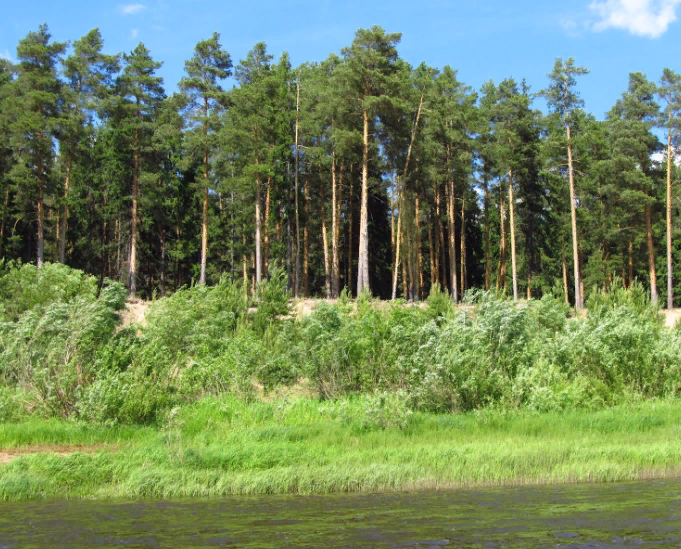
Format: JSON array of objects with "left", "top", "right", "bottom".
[{"left": 2, "top": 23, "right": 681, "bottom": 309}]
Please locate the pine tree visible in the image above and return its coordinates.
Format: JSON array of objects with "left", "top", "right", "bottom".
[
  {"left": 117, "top": 42, "right": 165, "bottom": 297},
  {"left": 0, "top": 59, "right": 14, "bottom": 259},
  {"left": 540, "top": 58, "right": 589, "bottom": 309},
  {"left": 229, "top": 43, "right": 275, "bottom": 289},
  {"left": 340, "top": 26, "right": 402, "bottom": 296},
  {"left": 178, "top": 32, "right": 231, "bottom": 285},
  {"left": 658, "top": 69, "right": 681, "bottom": 309},
  {"left": 8, "top": 24, "right": 67, "bottom": 268},
  {"left": 59, "top": 28, "right": 119, "bottom": 264},
  {"left": 608, "top": 72, "right": 661, "bottom": 303}
]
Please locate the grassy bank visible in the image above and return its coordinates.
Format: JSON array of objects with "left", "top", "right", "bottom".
[{"left": 2, "top": 396, "right": 681, "bottom": 500}]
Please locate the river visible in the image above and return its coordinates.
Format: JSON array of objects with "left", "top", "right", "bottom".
[{"left": 1, "top": 479, "right": 680, "bottom": 548}]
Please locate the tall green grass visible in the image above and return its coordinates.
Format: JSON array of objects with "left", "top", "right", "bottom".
[{"left": 2, "top": 396, "right": 681, "bottom": 500}]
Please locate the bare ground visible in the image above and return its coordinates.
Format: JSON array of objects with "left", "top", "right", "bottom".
[{"left": 117, "top": 297, "right": 681, "bottom": 328}]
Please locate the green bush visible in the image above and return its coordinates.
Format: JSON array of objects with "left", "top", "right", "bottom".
[{"left": 0, "top": 261, "right": 103, "bottom": 322}]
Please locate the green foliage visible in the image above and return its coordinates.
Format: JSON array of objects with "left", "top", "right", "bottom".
[{"left": 0, "top": 261, "right": 104, "bottom": 321}]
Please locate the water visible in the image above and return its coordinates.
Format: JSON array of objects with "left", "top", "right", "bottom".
[{"left": 1, "top": 480, "right": 680, "bottom": 548}]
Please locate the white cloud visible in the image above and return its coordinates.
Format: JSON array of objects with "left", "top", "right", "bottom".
[
  {"left": 0, "top": 49, "right": 14, "bottom": 62},
  {"left": 130, "top": 29, "right": 139, "bottom": 39},
  {"left": 118, "top": 3, "right": 146, "bottom": 15},
  {"left": 652, "top": 150, "right": 681, "bottom": 166},
  {"left": 589, "top": 0, "right": 681, "bottom": 38}
]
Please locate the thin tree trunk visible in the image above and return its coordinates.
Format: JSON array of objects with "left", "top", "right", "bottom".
[
  {"left": 508, "top": 168, "right": 518, "bottom": 300},
  {"left": 497, "top": 196, "right": 507, "bottom": 291},
  {"left": 264, "top": 178, "right": 270, "bottom": 278},
  {"left": 566, "top": 125, "right": 582, "bottom": 309},
  {"left": 562, "top": 250, "right": 569, "bottom": 304},
  {"left": 391, "top": 94, "right": 423, "bottom": 299},
  {"left": 199, "top": 142, "right": 209, "bottom": 285},
  {"left": 129, "top": 134, "right": 140, "bottom": 298},
  {"left": 667, "top": 123, "right": 673, "bottom": 309},
  {"left": 243, "top": 233, "right": 248, "bottom": 299},
  {"left": 160, "top": 229, "right": 165, "bottom": 297},
  {"left": 251, "top": 251, "right": 255, "bottom": 294},
  {"left": 416, "top": 191, "right": 423, "bottom": 300},
  {"left": 255, "top": 167, "right": 261, "bottom": 286},
  {"left": 483, "top": 170, "right": 490, "bottom": 290},
  {"left": 294, "top": 81, "right": 301, "bottom": 297},
  {"left": 0, "top": 185, "right": 8, "bottom": 259},
  {"left": 357, "top": 101, "right": 370, "bottom": 295},
  {"left": 303, "top": 176, "right": 309, "bottom": 297},
  {"left": 58, "top": 158, "right": 71, "bottom": 264},
  {"left": 321, "top": 179, "right": 330, "bottom": 297},
  {"left": 336, "top": 160, "right": 344, "bottom": 294},
  {"left": 628, "top": 237, "right": 634, "bottom": 288},
  {"left": 391, "top": 179, "right": 403, "bottom": 300},
  {"left": 347, "top": 180, "right": 353, "bottom": 295},
  {"left": 460, "top": 193, "right": 466, "bottom": 296},
  {"left": 331, "top": 149, "right": 339, "bottom": 297},
  {"left": 37, "top": 183, "right": 44, "bottom": 269},
  {"left": 428, "top": 215, "right": 435, "bottom": 292},
  {"left": 447, "top": 178, "right": 457, "bottom": 302},
  {"left": 436, "top": 183, "right": 444, "bottom": 288},
  {"left": 401, "top": 224, "right": 408, "bottom": 300},
  {"left": 646, "top": 204, "right": 658, "bottom": 304}
]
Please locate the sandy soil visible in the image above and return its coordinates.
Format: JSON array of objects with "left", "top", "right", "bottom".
[{"left": 117, "top": 297, "right": 681, "bottom": 328}]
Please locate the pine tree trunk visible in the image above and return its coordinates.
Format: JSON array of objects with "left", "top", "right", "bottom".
[
  {"left": 447, "top": 178, "right": 457, "bottom": 302},
  {"left": 200, "top": 184, "right": 208, "bottom": 285},
  {"left": 321, "top": 179, "right": 330, "bottom": 297},
  {"left": 303, "top": 177, "right": 309, "bottom": 297},
  {"left": 391, "top": 180, "right": 402, "bottom": 300},
  {"left": 401, "top": 224, "right": 408, "bottom": 300},
  {"left": 436, "top": 183, "right": 444, "bottom": 288},
  {"left": 566, "top": 125, "right": 582, "bottom": 309},
  {"left": 331, "top": 149, "right": 339, "bottom": 297},
  {"left": 483, "top": 171, "right": 490, "bottom": 290},
  {"left": 251, "top": 251, "right": 255, "bottom": 294},
  {"left": 508, "top": 169, "right": 518, "bottom": 300},
  {"left": 264, "top": 178, "right": 270, "bottom": 278},
  {"left": 294, "top": 82, "right": 301, "bottom": 297},
  {"left": 347, "top": 180, "right": 353, "bottom": 295},
  {"left": 129, "top": 128, "right": 141, "bottom": 298},
  {"left": 37, "top": 183, "right": 44, "bottom": 269},
  {"left": 428, "top": 215, "right": 435, "bottom": 292},
  {"left": 667, "top": 125, "right": 673, "bottom": 309},
  {"left": 562, "top": 248, "right": 569, "bottom": 304},
  {"left": 416, "top": 192, "right": 423, "bottom": 300},
  {"left": 460, "top": 193, "right": 466, "bottom": 296},
  {"left": 646, "top": 204, "right": 657, "bottom": 303},
  {"left": 243, "top": 234, "right": 248, "bottom": 299},
  {"left": 160, "top": 229, "right": 165, "bottom": 297},
  {"left": 497, "top": 196, "right": 506, "bottom": 291},
  {"left": 337, "top": 161, "right": 344, "bottom": 294},
  {"left": 0, "top": 185, "right": 8, "bottom": 259},
  {"left": 59, "top": 158, "right": 71, "bottom": 264},
  {"left": 628, "top": 237, "right": 634, "bottom": 288},
  {"left": 357, "top": 103, "right": 370, "bottom": 296},
  {"left": 255, "top": 167, "right": 261, "bottom": 286}
]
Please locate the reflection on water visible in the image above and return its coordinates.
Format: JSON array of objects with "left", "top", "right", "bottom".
[{"left": 1, "top": 479, "right": 680, "bottom": 548}]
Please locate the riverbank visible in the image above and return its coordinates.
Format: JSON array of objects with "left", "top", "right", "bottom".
[{"left": 2, "top": 397, "right": 681, "bottom": 500}]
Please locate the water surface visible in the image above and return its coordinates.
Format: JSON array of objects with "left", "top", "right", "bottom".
[{"left": 1, "top": 479, "right": 680, "bottom": 548}]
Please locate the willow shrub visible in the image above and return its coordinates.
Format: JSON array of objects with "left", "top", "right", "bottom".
[{"left": 299, "top": 288, "right": 681, "bottom": 413}]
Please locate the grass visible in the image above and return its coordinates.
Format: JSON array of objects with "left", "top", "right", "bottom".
[{"left": 2, "top": 395, "right": 681, "bottom": 501}]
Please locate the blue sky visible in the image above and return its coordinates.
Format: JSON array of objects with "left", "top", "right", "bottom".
[{"left": 2, "top": 0, "right": 681, "bottom": 119}]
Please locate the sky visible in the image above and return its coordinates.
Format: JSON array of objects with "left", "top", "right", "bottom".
[{"left": 2, "top": 0, "right": 681, "bottom": 120}]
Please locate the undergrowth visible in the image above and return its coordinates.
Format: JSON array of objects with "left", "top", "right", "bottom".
[{"left": 0, "top": 263, "right": 680, "bottom": 425}]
